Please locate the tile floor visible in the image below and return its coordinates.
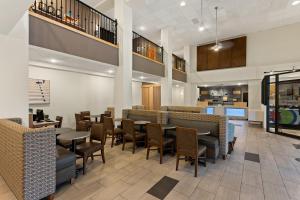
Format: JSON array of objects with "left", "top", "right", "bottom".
[{"left": 1, "top": 121, "right": 300, "bottom": 200}]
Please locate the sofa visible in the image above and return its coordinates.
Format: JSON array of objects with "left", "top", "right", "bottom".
[{"left": 0, "top": 119, "right": 56, "bottom": 200}]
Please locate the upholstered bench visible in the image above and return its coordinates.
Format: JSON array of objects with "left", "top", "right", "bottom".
[{"left": 56, "top": 145, "right": 76, "bottom": 186}]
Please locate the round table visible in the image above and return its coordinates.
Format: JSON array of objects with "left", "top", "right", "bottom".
[
  {"left": 57, "top": 131, "right": 90, "bottom": 152},
  {"left": 134, "top": 120, "right": 151, "bottom": 125},
  {"left": 55, "top": 128, "right": 73, "bottom": 135}
]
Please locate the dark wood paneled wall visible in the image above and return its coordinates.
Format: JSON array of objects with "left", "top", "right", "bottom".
[{"left": 197, "top": 36, "right": 246, "bottom": 71}]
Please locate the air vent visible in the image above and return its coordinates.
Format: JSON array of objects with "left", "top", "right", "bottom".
[{"left": 192, "top": 18, "right": 199, "bottom": 24}]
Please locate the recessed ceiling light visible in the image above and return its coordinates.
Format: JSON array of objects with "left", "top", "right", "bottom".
[
  {"left": 139, "top": 26, "right": 146, "bottom": 31},
  {"left": 180, "top": 1, "right": 186, "bottom": 7},
  {"left": 50, "top": 59, "right": 58, "bottom": 63},
  {"left": 107, "top": 70, "right": 114, "bottom": 74},
  {"left": 237, "top": 83, "right": 242, "bottom": 86},
  {"left": 198, "top": 26, "right": 205, "bottom": 32},
  {"left": 175, "top": 84, "right": 179, "bottom": 87},
  {"left": 292, "top": 0, "right": 300, "bottom": 6},
  {"left": 140, "top": 76, "right": 145, "bottom": 80},
  {"left": 204, "top": 84, "right": 208, "bottom": 87}
]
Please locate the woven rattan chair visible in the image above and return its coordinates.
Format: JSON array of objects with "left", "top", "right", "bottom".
[
  {"left": 100, "top": 113, "right": 111, "bottom": 123},
  {"left": 176, "top": 127, "right": 207, "bottom": 177},
  {"left": 146, "top": 123, "right": 175, "bottom": 164},
  {"left": 80, "top": 111, "right": 91, "bottom": 121},
  {"left": 122, "top": 119, "right": 146, "bottom": 154},
  {"left": 75, "top": 123, "right": 106, "bottom": 174},
  {"left": 75, "top": 113, "right": 90, "bottom": 131},
  {"left": 103, "top": 116, "right": 123, "bottom": 147}
]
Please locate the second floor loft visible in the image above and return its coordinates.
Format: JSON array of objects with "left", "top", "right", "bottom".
[{"left": 29, "top": 0, "right": 187, "bottom": 82}]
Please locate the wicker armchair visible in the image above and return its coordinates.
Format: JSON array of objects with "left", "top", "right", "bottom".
[
  {"left": 75, "top": 113, "right": 90, "bottom": 131},
  {"left": 122, "top": 119, "right": 146, "bottom": 154},
  {"left": 55, "top": 116, "right": 63, "bottom": 128},
  {"left": 146, "top": 123, "right": 175, "bottom": 164},
  {"left": 176, "top": 127, "right": 207, "bottom": 177}
]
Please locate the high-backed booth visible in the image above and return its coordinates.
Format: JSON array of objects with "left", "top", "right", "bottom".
[{"left": 0, "top": 119, "right": 56, "bottom": 200}]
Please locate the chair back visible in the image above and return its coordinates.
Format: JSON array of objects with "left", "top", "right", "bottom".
[
  {"left": 176, "top": 127, "right": 198, "bottom": 157},
  {"left": 80, "top": 111, "right": 90, "bottom": 120},
  {"left": 55, "top": 116, "right": 63, "bottom": 128},
  {"left": 103, "top": 117, "right": 114, "bottom": 131},
  {"left": 100, "top": 113, "right": 111, "bottom": 123},
  {"left": 75, "top": 113, "right": 81, "bottom": 124},
  {"left": 90, "top": 123, "right": 106, "bottom": 145},
  {"left": 147, "top": 123, "right": 162, "bottom": 145},
  {"left": 122, "top": 119, "right": 135, "bottom": 136}
]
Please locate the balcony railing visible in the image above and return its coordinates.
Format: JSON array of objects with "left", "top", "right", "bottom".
[
  {"left": 31, "top": 0, "right": 117, "bottom": 45},
  {"left": 172, "top": 54, "right": 186, "bottom": 72},
  {"left": 132, "top": 32, "right": 163, "bottom": 63}
]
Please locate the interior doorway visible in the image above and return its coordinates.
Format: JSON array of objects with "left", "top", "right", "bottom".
[{"left": 142, "top": 83, "right": 161, "bottom": 110}]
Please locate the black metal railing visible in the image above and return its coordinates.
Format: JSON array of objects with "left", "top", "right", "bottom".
[
  {"left": 172, "top": 54, "right": 186, "bottom": 72},
  {"left": 132, "top": 31, "right": 163, "bottom": 63},
  {"left": 31, "top": 0, "right": 117, "bottom": 45}
]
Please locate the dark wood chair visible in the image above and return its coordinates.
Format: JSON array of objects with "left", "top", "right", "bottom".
[
  {"left": 55, "top": 116, "right": 63, "bottom": 128},
  {"left": 122, "top": 119, "right": 146, "bottom": 154},
  {"left": 100, "top": 113, "right": 111, "bottom": 123},
  {"left": 75, "top": 113, "right": 90, "bottom": 131},
  {"left": 146, "top": 123, "right": 175, "bottom": 164},
  {"left": 75, "top": 123, "right": 106, "bottom": 174},
  {"left": 80, "top": 111, "right": 91, "bottom": 121},
  {"left": 103, "top": 117, "right": 123, "bottom": 147},
  {"left": 176, "top": 127, "right": 207, "bottom": 177}
]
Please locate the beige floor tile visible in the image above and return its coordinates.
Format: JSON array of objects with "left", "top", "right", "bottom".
[
  {"left": 173, "top": 174, "right": 201, "bottom": 196},
  {"left": 91, "top": 180, "right": 130, "bottom": 200},
  {"left": 164, "top": 190, "right": 189, "bottom": 200},
  {"left": 197, "top": 175, "right": 221, "bottom": 193},
  {"left": 190, "top": 187, "right": 215, "bottom": 200},
  {"left": 263, "top": 182, "right": 290, "bottom": 200},
  {"left": 240, "top": 184, "right": 264, "bottom": 200},
  {"left": 214, "top": 186, "right": 239, "bottom": 200},
  {"left": 284, "top": 180, "right": 300, "bottom": 200},
  {"left": 220, "top": 172, "right": 242, "bottom": 192},
  {"left": 242, "top": 170, "right": 263, "bottom": 189}
]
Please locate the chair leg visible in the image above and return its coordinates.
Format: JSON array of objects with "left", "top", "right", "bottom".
[
  {"left": 160, "top": 146, "right": 163, "bottom": 164},
  {"left": 195, "top": 157, "right": 198, "bottom": 177},
  {"left": 111, "top": 133, "right": 115, "bottom": 148},
  {"left": 132, "top": 141, "right": 136, "bottom": 154},
  {"left": 176, "top": 154, "right": 179, "bottom": 171},
  {"left": 146, "top": 144, "right": 150, "bottom": 160},
  {"left": 101, "top": 148, "right": 105, "bottom": 163},
  {"left": 91, "top": 154, "right": 94, "bottom": 161},
  {"left": 83, "top": 155, "right": 88, "bottom": 175},
  {"left": 122, "top": 138, "right": 126, "bottom": 151}
]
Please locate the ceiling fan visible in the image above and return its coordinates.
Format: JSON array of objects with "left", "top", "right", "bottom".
[{"left": 210, "top": 6, "right": 233, "bottom": 51}]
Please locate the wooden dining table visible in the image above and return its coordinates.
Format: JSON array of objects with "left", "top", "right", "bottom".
[{"left": 57, "top": 130, "right": 90, "bottom": 152}]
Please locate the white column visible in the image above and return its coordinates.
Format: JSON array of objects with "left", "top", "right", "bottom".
[
  {"left": 0, "top": 12, "right": 29, "bottom": 125},
  {"left": 184, "top": 45, "right": 198, "bottom": 106},
  {"left": 160, "top": 28, "right": 172, "bottom": 106},
  {"left": 114, "top": 0, "right": 133, "bottom": 118}
]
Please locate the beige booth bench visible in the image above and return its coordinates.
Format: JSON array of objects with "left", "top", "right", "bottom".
[
  {"left": 122, "top": 109, "right": 229, "bottom": 159},
  {"left": 0, "top": 119, "right": 56, "bottom": 200},
  {"left": 160, "top": 106, "right": 205, "bottom": 113}
]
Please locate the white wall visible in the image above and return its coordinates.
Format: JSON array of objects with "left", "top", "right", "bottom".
[
  {"left": 172, "top": 85, "right": 184, "bottom": 106},
  {"left": 132, "top": 81, "right": 142, "bottom": 105},
  {"left": 0, "top": 13, "right": 29, "bottom": 124},
  {"left": 29, "top": 65, "right": 142, "bottom": 128}
]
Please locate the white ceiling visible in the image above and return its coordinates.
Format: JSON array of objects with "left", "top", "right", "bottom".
[{"left": 85, "top": 0, "right": 300, "bottom": 51}]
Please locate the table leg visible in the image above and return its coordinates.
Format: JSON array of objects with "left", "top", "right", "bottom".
[
  {"left": 95, "top": 117, "right": 98, "bottom": 123},
  {"left": 71, "top": 140, "right": 76, "bottom": 152}
]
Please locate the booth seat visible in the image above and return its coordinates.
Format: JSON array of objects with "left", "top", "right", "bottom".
[
  {"left": 0, "top": 119, "right": 56, "bottom": 200},
  {"left": 166, "top": 112, "right": 228, "bottom": 162},
  {"left": 160, "top": 106, "right": 205, "bottom": 113}
]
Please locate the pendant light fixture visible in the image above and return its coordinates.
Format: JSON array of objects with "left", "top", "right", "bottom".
[
  {"left": 198, "top": 0, "right": 205, "bottom": 32},
  {"left": 211, "top": 6, "right": 222, "bottom": 51}
]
